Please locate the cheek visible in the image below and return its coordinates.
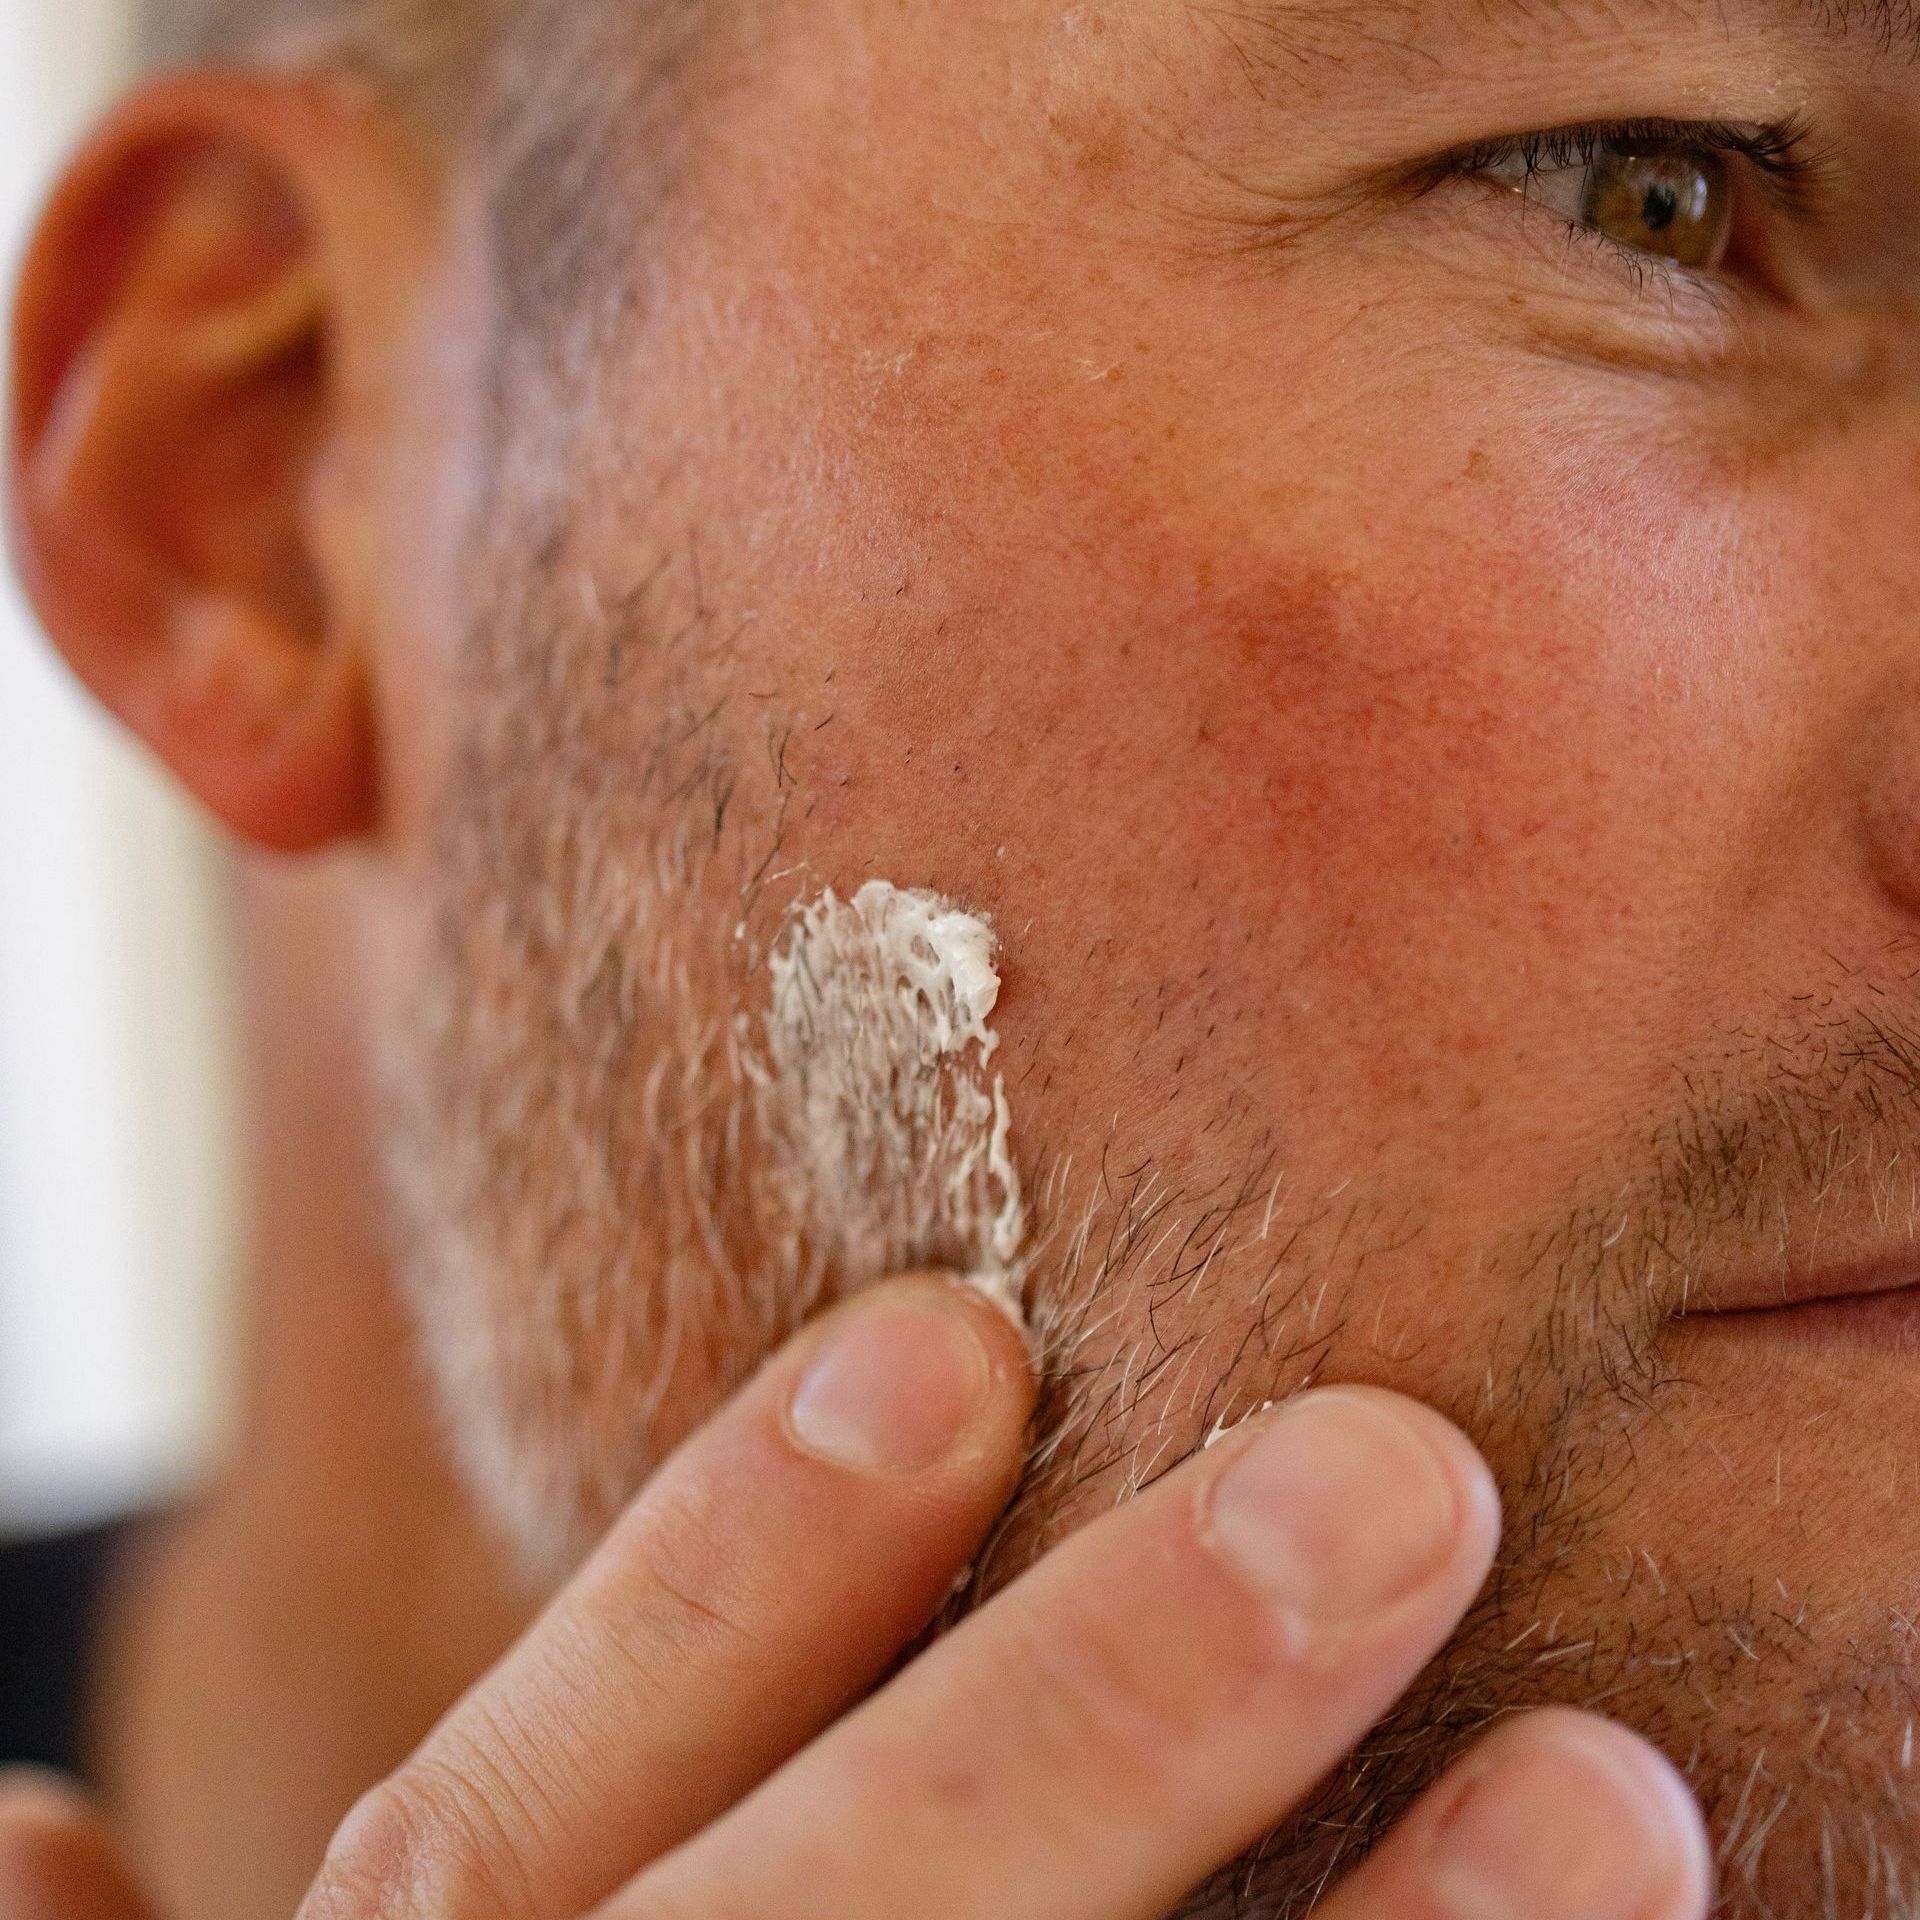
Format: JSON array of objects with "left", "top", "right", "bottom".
[
  {"left": 696, "top": 213, "right": 1798, "bottom": 1203},
  {"left": 794, "top": 465, "right": 1771, "bottom": 1202}
]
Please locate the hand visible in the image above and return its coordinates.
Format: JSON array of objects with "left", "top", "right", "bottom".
[{"left": 0, "top": 1273, "right": 1713, "bottom": 1920}]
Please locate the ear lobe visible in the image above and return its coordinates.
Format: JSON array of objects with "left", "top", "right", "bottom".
[{"left": 8, "top": 80, "right": 386, "bottom": 852}]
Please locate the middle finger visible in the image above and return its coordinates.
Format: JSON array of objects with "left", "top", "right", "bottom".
[{"left": 612, "top": 1387, "right": 1501, "bottom": 1920}]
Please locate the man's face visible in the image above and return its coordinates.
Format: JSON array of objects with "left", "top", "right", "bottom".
[{"left": 371, "top": 0, "right": 1920, "bottom": 1909}]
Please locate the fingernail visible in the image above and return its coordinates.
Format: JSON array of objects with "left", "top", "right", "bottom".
[
  {"left": 1204, "top": 1389, "right": 1466, "bottom": 1629},
  {"left": 788, "top": 1287, "right": 994, "bottom": 1472},
  {"left": 1430, "top": 1716, "right": 1708, "bottom": 1919}
]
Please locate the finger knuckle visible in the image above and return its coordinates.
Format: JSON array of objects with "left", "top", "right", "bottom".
[
  {"left": 299, "top": 1771, "right": 525, "bottom": 1920},
  {"left": 299, "top": 1781, "right": 433, "bottom": 1920},
  {"left": 622, "top": 1482, "right": 758, "bottom": 1662}
]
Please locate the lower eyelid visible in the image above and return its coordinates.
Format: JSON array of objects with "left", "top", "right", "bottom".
[
  {"left": 1446, "top": 171, "right": 1742, "bottom": 318},
  {"left": 1482, "top": 161, "right": 1586, "bottom": 224}
]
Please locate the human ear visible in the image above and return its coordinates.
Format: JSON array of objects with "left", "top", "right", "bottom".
[{"left": 6, "top": 73, "right": 430, "bottom": 852}]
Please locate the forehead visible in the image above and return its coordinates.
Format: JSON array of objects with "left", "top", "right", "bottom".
[
  {"left": 768, "top": 0, "right": 1913, "bottom": 127},
  {"left": 615, "top": 0, "right": 1875, "bottom": 264}
]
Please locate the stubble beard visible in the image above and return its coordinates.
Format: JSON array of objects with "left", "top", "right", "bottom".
[{"left": 376, "top": 478, "right": 1920, "bottom": 1918}]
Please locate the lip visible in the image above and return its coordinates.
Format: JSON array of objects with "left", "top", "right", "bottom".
[
  {"left": 1675, "top": 1278, "right": 1920, "bottom": 1357},
  {"left": 1672, "top": 1245, "right": 1920, "bottom": 1360},
  {"left": 1675, "top": 1252, "right": 1920, "bottom": 1318}
]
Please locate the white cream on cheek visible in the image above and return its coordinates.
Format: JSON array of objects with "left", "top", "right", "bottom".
[{"left": 745, "top": 880, "right": 1027, "bottom": 1322}]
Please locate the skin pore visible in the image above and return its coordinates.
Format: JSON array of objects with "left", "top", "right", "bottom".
[{"left": 12, "top": 0, "right": 1920, "bottom": 1909}]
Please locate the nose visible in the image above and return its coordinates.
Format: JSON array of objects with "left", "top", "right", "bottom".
[
  {"left": 1835, "top": 410, "right": 1920, "bottom": 924},
  {"left": 1856, "top": 696, "right": 1920, "bottom": 922}
]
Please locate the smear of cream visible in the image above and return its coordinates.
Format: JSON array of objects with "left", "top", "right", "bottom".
[{"left": 745, "top": 881, "right": 1026, "bottom": 1321}]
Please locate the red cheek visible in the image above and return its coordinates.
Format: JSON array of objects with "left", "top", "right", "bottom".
[{"left": 1187, "top": 568, "right": 1593, "bottom": 888}]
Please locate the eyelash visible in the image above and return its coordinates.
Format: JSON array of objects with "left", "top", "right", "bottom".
[{"left": 1416, "top": 114, "right": 1832, "bottom": 297}]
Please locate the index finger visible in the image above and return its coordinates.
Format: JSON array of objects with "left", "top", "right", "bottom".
[
  {"left": 301, "top": 1274, "right": 1035, "bottom": 1920},
  {"left": 610, "top": 1387, "right": 1503, "bottom": 1920}
]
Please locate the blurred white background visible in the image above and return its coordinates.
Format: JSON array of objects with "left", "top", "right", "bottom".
[{"left": 0, "top": 0, "right": 242, "bottom": 1537}]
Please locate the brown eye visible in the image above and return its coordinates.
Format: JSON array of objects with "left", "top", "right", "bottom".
[
  {"left": 1580, "top": 149, "right": 1731, "bottom": 267},
  {"left": 1483, "top": 142, "right": 1736, "bottom": 270}
]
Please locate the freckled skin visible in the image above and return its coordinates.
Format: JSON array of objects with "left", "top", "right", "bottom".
[{"left": 360, "top": 0, "right": 1920, "bottom": 1907}]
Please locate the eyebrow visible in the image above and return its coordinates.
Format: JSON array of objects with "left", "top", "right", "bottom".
[
  {"left": 1200, "top": 0, "right": 1920, "bottom": 72},
  {"left": 1582, "top": 0, "right": 1920, "bottom": 53},
  {"left": 1808, "top": 0, "right": 1920, "bottom": 54}
]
